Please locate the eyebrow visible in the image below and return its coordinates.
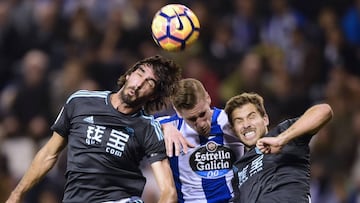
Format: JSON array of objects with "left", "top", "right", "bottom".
[
  {"left": 186, "top": 111, "right": 206, "bottom": 121},
  {"left": 138, "top": 65, "right": 158, "bottom": 86},
  {"left": 138, "top": 65, "right": 146, "bottom": 73}
]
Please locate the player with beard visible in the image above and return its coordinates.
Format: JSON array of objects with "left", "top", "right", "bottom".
[
  {"left": 6, "top": 55, "right": 181, "bottom": 203},
  {"left": 224, "top": 92, "right": 333, "bottom": 203}
]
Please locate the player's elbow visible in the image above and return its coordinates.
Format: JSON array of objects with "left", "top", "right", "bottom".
[
  {"left": 168, "top": 188, "right": 178, "bottom": 203},
  {"left": 311, "top": 103, "right": 334, "bottom": 133},
  {"left": 319, "top": 103, "right": 334, "bottom": 121},
  {"left": 159, "top": 184, "right": 177, "bottom": 203}
]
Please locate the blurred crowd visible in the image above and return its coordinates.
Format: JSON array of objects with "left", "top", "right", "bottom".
[{"left": 0, "top": 0, "right": 360, "bottom": 202}]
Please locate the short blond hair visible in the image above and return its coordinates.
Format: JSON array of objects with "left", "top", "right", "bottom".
[{"left": 171, "top": 78, "right": 207, "bottom": 110}]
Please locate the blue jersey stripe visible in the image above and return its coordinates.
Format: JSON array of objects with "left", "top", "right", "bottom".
[
  {"left": 199, "top": 108, "right": 224, "bottom": 145},
  {"left": 158, "top": 114, "right": 180, "bottom": 124},
  {"left": 169, "top": 156, "right": 184, "bottom": 203},
  {"left": 202, "top": 108, "right": 230, "bottom": 202},
  {"left": 202, "top": 176, "right": 232, "bottom": 203}
]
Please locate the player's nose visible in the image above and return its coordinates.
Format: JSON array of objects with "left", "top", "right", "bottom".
[{"left": 242, "top": 119, "right": 251, "bottom": 128}]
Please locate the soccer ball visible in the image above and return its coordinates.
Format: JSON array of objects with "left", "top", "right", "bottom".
[{"left": 151, "top": 4, "right": 200, "bottom": 51}]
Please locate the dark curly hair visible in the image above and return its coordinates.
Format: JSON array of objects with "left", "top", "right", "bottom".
[{"left": 117, "top": 55, "right": 182, "bottom": 113}]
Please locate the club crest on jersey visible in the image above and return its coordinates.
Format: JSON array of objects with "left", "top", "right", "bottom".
[{"left": 189, "top": 141, "right": 235, "bottom": 179}]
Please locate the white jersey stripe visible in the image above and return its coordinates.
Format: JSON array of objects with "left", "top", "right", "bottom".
[
  {"left": 66, "top": 90, "right": 110, "bottom": 104},
  {"left": 143, "top": 114, "right": 164, "bottom": 141}
]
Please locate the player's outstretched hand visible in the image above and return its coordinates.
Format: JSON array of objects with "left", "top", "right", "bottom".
[
  {"left": 162, "top": 123, "right": 195, "bottom": 157},
  {"left": 256, "top": 137, "right": 284, "bottom": 154}
]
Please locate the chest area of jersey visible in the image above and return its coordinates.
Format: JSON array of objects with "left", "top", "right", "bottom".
[
  {"left": 235, "top": 148, "right": 283, "bottom": 186},
  {"left": 184, "top": 140, "right": 236, "bottom": 179},
  {"left": 71, "top": 115, "right": 138, "bottom": 158}
]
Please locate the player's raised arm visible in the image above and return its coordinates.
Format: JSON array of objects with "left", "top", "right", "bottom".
[
  {"left": 257, "top": 103, "right": 333, "bottom": 154},
  {"left": 6, "top": 132, "right": 67, "bottom": 203},
  {"left": 150, "top": 159, "right": 177, "bottom": 203}
]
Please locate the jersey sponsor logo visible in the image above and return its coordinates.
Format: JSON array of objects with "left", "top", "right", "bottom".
[
  {"left": 189, "top": 141, "right": 235, "bottom": 179},
  {"left": 105, "top": 129, "right": 130, "bottom": 157},
  {"left": 86, "top": 125, "right": 105, "bottom": 144},
  {"left": 85, "top": 124, "right": 131, "bottom": 157},
  {"left": 237, "top": 154, "right": 264, "bottom": 186}
]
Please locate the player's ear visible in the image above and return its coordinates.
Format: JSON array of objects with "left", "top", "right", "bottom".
[
  {"left": 205, "top": 92, "right": 211, "bottom": 105},
  {"left": 263, "top": 114, "right": 270, "bottom": 127}
]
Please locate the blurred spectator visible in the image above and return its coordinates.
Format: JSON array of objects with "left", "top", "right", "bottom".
[
  {"left": 310, "top": 125, "right": 342, "bottom": 203},
  {"left": 188, "top": 0, "right": 212, "bottom": 48},
  {"left": 30, "top": 0, "right": 67, "bottom": 70},
  {"left": 0, "top": 49, "right": 53, "bottom": 183},
  {"left": 323, "top": 26, "right": 360, "bottom": 76},
  {"left": 260, "top": 0, "right": 306, "bottom": 52},
  {"left": 229, "top": 0, "right": 261, "bottom": 55},
  {"left": 8, "top": 50, "right": 52, "bottom": 141},
  {"left": 342, "top": 0, "right": 360, "bottom": 47},
  {"left": 263, "top": 50, "right": 311, "bottom": 125},
  {"left": 314, "top": 67, "right": 359, "bottom": 202},
  {"left": 219, "top": 52, "right": 266, "bottom": 106},
  {"left": 207, "top": 19, "right": 238, "bottom": 79},
  {"left": 50, "top": 58, "right": 100, "bottom": 115},
  {"left": 1, "top": 133, "right": 36, "bottom": 181},
  {"left": 182, "top": 56, "right": 221, "bottom": 106},
  {"left": 65, "top": 6, "right": 101, "bottom": 63},
  {"left": 285, "top": 27, "right": 307, "bottom": 79},
  {"left": 318, "top": 7, "right": 339, "bottom": 41},
  {"left": 86, "top": 4, "right": 129, "bottom": 90}
]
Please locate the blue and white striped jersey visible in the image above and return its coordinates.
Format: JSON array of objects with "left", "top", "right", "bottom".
[{"left": 158, "top": 107, "right": 244, "bottom": 203}]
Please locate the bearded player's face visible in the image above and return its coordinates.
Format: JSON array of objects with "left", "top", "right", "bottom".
[{"left": 121, "top": 64, "right": 158, "bottom": 106}]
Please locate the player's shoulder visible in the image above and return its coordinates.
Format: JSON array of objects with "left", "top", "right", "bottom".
[
  {"left": 135, "top": 111, "right": 163, "bottom": 135},
  {"left": 266, "top": 117, "right": 300, "bottom": 138},
  {"left": 214, "top": 107, "right": 230, "bottom": 125},
  {"left": 277, "top": 118, "right": 299, "bottom": 132},
  {"left": 137, "top": 110, "right": 161, "bottom": 125},
  {"left": 138, "top": 110, "right": 155, "bottom": 120},
  {"left": 66, "top": 90, "right": 111, "bottom": 104}
]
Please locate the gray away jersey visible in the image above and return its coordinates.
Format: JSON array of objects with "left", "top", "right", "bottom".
[
  {"left": 51, "top": 90, "right": 166, "bottom": 203},
  {"left": 232, "top": 118, "right": 313, "bottom": 203}
]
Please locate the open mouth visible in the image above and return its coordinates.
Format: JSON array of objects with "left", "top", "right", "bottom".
[
  {"left": 127, "top": 88, "right": 136, "bottom": 96},
  {"left": 243, "top": 130, "right": 256, "bottom": 139}
]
